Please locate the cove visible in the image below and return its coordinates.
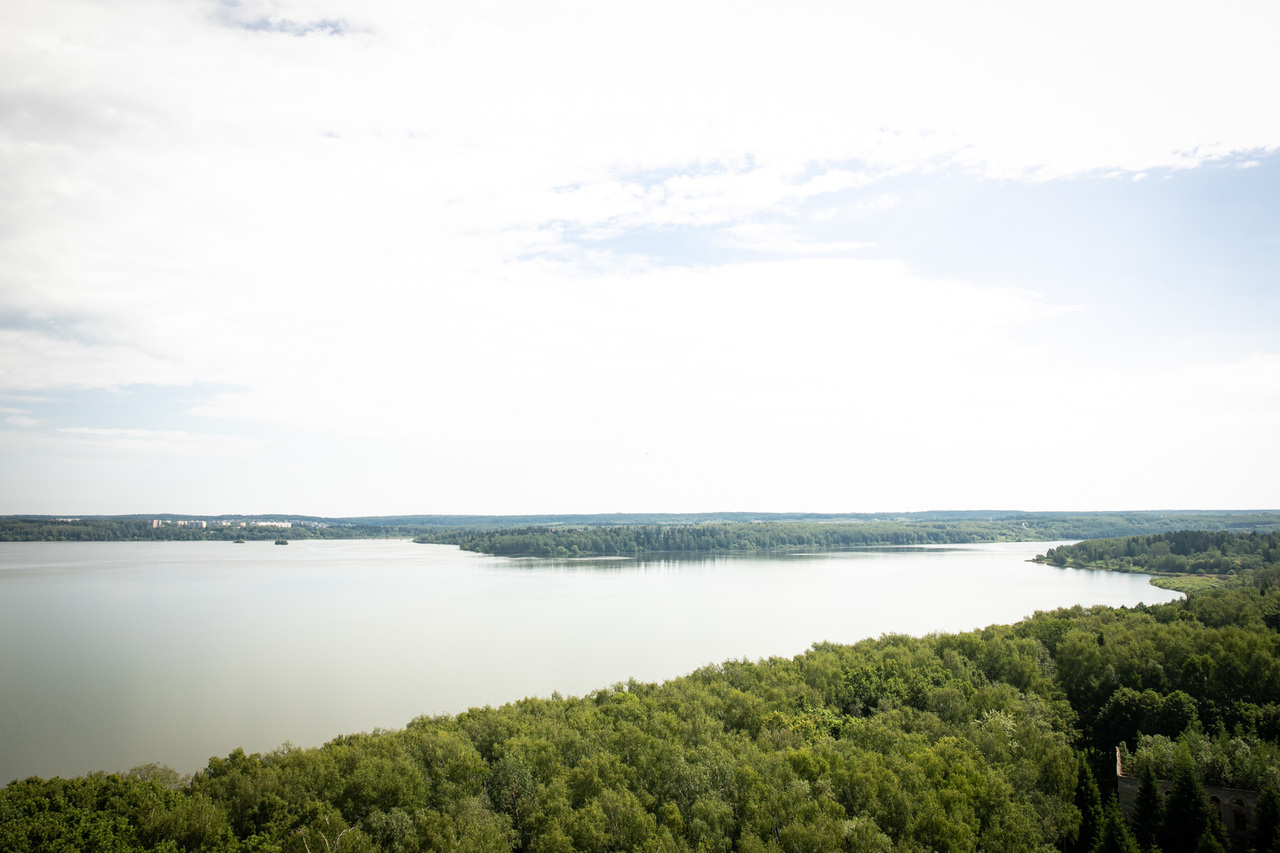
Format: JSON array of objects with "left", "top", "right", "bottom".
[{"left": 0, "top": 538, "right": 1180, "bottom": 783}]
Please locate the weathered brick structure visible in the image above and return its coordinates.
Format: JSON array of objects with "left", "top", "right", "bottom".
[{"left": 1115, "top": 748, "right": 1259, "bottom": 842}]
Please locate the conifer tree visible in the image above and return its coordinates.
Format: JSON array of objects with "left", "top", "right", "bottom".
[
  {"left": 1256, "top": 785, "right": 1280, "bottom": 853},
  {"left": 1098, "top": 797, "right": 1141, "bottom": 853},
  {"left": 1069, "top": 754, "right": 1106, "bottom": 853},
  {"left": 1133, "top": 762, "right": 1164, "bottom": 853},
  {"left": 1160, "top": 758, "right": 1224, "bottom": 853},
  {"left": 1192, "top": 827, "right": 1225, "bottom": 853}
]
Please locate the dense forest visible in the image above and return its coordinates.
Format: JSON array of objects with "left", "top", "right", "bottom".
[
  {"left": 413, "top": 520, "right": 1043, "bottom": 556},
  {"left": 413, "top": 515, "right": 1280, "bottom": 559},
  {"left": 6, "top": 534, "right": 1280, "bottom": 852},
  {"left": 1038, "top": 532, "right": 1280, "bottom": 577}
]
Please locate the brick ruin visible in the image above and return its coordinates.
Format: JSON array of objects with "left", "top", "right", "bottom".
[{"left": 1115, "top": 748, "right": 1259, "bottom": 842}]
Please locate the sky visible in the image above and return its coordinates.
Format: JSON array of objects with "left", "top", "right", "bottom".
[{"left": 1, "top": 0, "right": 1278, "bottom": 516}]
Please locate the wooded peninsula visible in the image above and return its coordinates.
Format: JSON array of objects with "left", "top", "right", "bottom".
[
  {"left": 1036, "top": 531, "right": 1280, "bottom": 594},
  {"left": 5, "top": 528, "right": 1280, "bottom": 852},
  {"left": 411, "top": 514, "right": 1280, "bottom": 559}
]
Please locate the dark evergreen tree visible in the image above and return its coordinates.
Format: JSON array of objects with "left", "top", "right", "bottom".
[
  {"left": 1160, "top": 758, "right": 1221, "bottom": 853},
  {"left": 1255, "top": 784, "right": 1280, "bottom": 853},
  {"left": 1069, "top": 754, "right": 1106, "bottom": 853},
  {"left": 1133, "top": 762, "right": 1164, "bottom": 853},
  {"left": 1098, "top": 797, "right": 1141, "bottom": 853},
  {"left": 1192, "top": 827, "right": 1226, "bottom": 853}
]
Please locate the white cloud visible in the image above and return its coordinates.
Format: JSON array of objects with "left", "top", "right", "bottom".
[
  {"left": 0, "top": 329, "right": 191, "bottom": 391},
  {"left": 713, "top": 224, "right": 874, "bottom": 255},
  {"left": 852, "top": 195, "right": 902, "bottom": 213},
  {"left": 3, "top": 0, "right": 1277, "bottom": 267},
  {"left": 2, "top": 1, "right": 1276, "bottom": 306},
  {"left": 55, "top": 426, "right": 261, "bottom": 457},
  {"left": 1, "top": 0, "right": 1278, "bottom": 513},
  {"left": 170, "top": 256, "right": 1068, "bottom": 451}
]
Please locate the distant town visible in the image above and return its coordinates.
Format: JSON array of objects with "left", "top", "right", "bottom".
[{"left": 148, "top": 519, "right": 320, "bottom": 529}]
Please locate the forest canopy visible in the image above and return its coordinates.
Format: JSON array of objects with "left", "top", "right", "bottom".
[{"left": 1037, "top": 530, "right": 1280, "bottom": 578}]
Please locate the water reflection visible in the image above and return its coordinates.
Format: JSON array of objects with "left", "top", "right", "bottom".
[{"left": 495, "top": 543, "right": 993, "bottom": 572}]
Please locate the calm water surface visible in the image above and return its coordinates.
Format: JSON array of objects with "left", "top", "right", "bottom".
[{"left": 0, "top": 539, "right": 1180, "bottom": 782}]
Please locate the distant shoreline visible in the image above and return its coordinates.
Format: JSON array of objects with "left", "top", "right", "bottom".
[{"left": 4, "top": 511, "right": 1278, "bottom": 550}]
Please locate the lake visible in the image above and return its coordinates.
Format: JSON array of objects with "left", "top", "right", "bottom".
[{"left": 0, "top": 538, "right": 1180, "bottom": 783}]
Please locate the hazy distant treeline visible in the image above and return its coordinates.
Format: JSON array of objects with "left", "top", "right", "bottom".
[{"left": 4, "top": 511, "right": 1279, "bottom": 548}]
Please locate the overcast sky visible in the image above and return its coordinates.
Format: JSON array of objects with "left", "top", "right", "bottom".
[{"left": 2, "top": 0, "right": 1278, "bottom": 516}]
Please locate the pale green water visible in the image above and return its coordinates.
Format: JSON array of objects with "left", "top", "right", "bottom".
[{"left": 0, "top": 539, "right": 1179, "bottom": 782}]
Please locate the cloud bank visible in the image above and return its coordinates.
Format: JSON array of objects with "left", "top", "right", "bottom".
[{"left": 1, "top": 0, "right": 1277, "bottom": 513}]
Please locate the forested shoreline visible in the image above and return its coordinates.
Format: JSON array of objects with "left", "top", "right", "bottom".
[
  {"left": 1038, "top": 531, "right": 1280, "bottom": 576},
  {"left": 5, "top": 533, "right": 1280, "bottom": 852},
  {"left": 1036, "top": 532, "right": 1280, "bottom": 594},
  {"left": 413, "top": 520, "right": 1042, "bottom": 557},
  {"left": 4, "top": 510, "right": 1280, "bottom": 547},
  {"left": 412, "top": 514, "right": 1280, "bottom": 559}
]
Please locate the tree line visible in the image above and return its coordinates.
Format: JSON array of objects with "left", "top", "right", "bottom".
[
  {"left": 6, "top": 511, "right": 1280, "bottom": 546},
  {"left": 414, "top": 520, "right": 1046, "bottom": 557},
  {"left": 414, "top": 518, "right": 1280, "bottom": 559},
  {"left": 1037, "top": 531, "right": 1280, "bottom": 578}
]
